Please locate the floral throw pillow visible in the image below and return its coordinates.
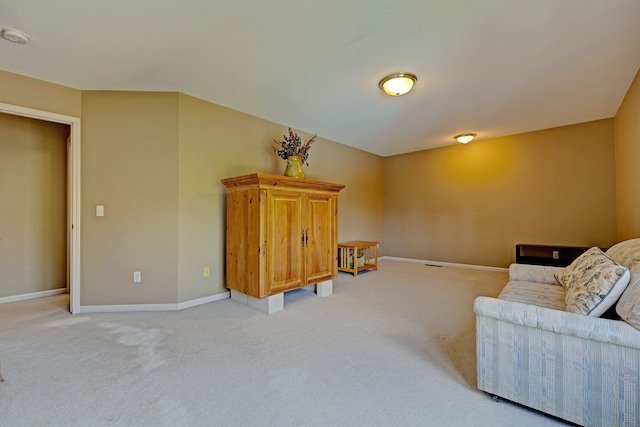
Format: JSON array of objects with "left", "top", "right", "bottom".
[
  {"left": 555, "top": 247, "right": 608, "bottom": 290},
  {"left": 555, "top": 246, "right": 631, "bottom": 316}
]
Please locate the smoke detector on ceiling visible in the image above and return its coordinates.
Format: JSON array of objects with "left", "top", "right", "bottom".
[{"left": 1, "top": 28, "right": 29, "bottom": 44}]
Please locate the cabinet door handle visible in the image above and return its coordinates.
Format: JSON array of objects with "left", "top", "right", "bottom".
[
  {"left": 305, "top": 231, "right": 309, "bottom": 246},
  {"left": 302, "top": 231, "right": 306, "bottom": 246}
]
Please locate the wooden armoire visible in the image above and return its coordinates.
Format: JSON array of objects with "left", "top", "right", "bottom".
[{"left": 221, "top": 173, "right": 345, "bottom": 303}]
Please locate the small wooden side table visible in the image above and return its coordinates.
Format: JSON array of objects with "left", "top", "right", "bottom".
[{"left": 337, "top": 241, "right": 379, "bottom": 277}]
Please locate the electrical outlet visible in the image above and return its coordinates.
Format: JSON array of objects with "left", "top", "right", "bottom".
[
  {"left": 203, "top": 266, "right": 210, "bottom": 278},
  {"left": 133, "top": 271, "right": 142, "bottom": 283},
  {"left": 552, "top": 250, "right": 560, "bottom": 260}
]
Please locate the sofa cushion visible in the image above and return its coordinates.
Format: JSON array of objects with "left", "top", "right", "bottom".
[
  {"left": 555, "top": 246, "right": 630, "bottom": 316},
  {"left": 509, "top": 263, "right": 564, "bottom": 285},
  {"left": 605, "top": 238, "right": 640, "bottom": 268},
  {"left": 498, "top": 280, "right": 566, "bottom": 310},
  {"left": 606, "top": 238, "right": 640, "bottom": 330},
  {"left": 616, "top": 269, "right": 640, "bottom": 330}
]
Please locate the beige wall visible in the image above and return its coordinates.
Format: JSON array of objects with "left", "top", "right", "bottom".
[
  {"left": 0, "top": 114, "right": 69, "bottom": 297},
  {"left": 614, "top": 69, "right": 640, "bottom": 240},
  {"left": 176, "top": 94, "right": 384, "bottom": 303},
  {"left": 0, "top": 66, "right": 631, "bottom": 303},
  {"left": 81, "top": 91, "right": 180, "bottom": 305},
  {"left": 0, "top": 83, "right": 383, "bottom": 306},
  {"left": 78, "top": 91, "right": 383, "bottom": 306},
  {"left": 384, "top": 119, "right": 618, "bottom": 268},
  {"left": 0, "top": 69, "right": 81, "bottom": 117}
]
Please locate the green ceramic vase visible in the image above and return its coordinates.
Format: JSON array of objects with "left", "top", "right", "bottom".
[{"left": 284, "top": 155, "right": 305, "bottom": 179}]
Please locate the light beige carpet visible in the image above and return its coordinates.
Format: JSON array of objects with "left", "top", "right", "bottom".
[{"left": 0, "top": 260, "right": 569, "bottom": 426}]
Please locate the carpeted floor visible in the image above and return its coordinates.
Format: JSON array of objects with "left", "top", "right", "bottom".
[{"left": 0, "top": 260, "right": 570, "bottom": 426}]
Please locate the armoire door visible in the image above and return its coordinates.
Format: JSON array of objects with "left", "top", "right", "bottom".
[
  {"left": 266, "top": 190, "right": 304, "bottom": 294},
  {"left": 304, "top": 193, "right": 334, "bottom": 284}
]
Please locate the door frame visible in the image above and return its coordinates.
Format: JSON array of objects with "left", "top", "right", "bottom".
[{"left": 0, "top": 102, "right": 81, "bottom": 313}]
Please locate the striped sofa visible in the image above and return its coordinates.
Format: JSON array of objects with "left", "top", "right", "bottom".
[{"left": 474, "top": 239, "right": 640, "bottom": 427}]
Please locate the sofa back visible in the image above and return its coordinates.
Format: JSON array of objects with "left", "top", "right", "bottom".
[{"left": 606, "top": 238, "right": 640, "bottom": 331}]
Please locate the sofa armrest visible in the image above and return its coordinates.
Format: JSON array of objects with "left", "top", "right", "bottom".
[
  {"left": 474, "top": 296, "right": 640, "bottom": 349},
  {"left": 508, "top": 263, "right": 564, "bottom": 285}
]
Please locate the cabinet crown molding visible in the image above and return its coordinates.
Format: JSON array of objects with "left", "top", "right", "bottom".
[{"left": 221, "top": 173, "right": 345, "bottom": 193}]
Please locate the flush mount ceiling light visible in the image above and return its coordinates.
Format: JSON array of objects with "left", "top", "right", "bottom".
[
  {"left": 454, "top": 133, "right": 476, "bottom": 144},
  {"left": 1, "top": 28, "right": 29, "bottom": 44},
  {"left": 379, "top": 72, "right": 417, "bottom": 96}
]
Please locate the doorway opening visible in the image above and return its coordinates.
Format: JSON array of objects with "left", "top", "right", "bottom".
[{"left": 0, "top": 103, "right": 81, "bottom": 313}]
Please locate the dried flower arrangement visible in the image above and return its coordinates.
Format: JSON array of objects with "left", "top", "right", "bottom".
[{"left": 273, "top": 128, "right": 317, "bottom": 165}]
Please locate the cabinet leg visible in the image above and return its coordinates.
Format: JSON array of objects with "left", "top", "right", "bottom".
[
  {"left": 315, "top": 280, "right": 333, "bottom": 297},
  {"left": 230, "top": 289, "right": 284, "bottom": 314}
]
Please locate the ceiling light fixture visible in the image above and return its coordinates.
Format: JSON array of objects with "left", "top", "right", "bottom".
[
  {"left": 379, "top": 72, "right": 417, "bottom": 96},
  {"left": 1, "top": 28, "right": 29, "bottom": 44},
  {"left": 454, "top": 133, "right": 476, "bottom": 144}
]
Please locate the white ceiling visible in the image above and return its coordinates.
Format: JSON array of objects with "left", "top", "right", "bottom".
[{"left": 1, "top": 0, "right": 639, "bottom": 156}]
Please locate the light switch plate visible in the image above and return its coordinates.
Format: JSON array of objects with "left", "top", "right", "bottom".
[{"left": 96, "top": 205, "right": 104, "bottom": 217}]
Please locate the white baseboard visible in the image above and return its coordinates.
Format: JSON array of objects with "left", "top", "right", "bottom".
[
  {"left": 379, "top": 256, "right": 508, "bottom": 272},
  {"left": 176, "top": 292, "right": 230, "bottom": 310},
  {"left": 77, "top": 291, "right": 231, "bottom": 313},
  {"left": 0, "top": 288, "right": 67, "bottom": 305}
]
